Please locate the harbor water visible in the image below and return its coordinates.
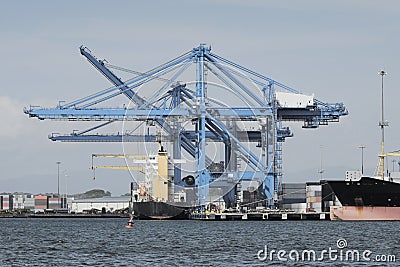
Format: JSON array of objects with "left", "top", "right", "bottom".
[{"left": 0, "top": 218, "right": 399, "bottom": 266}]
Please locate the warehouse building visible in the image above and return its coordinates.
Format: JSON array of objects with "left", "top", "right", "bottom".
[{"left": 71, "top": 196, "right": 130, "bottom": 213}]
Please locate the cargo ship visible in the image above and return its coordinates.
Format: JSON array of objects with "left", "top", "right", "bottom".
[
  {"left": 131, "top": 201, "right": 188, "bottom": 220},
  {"left": 328, "top": 71, "right": 400, "bottom": 221},
  {"left": 328, "top": 173, "right": 400, "bottom": 220},
  {"left": 92, "top": 143, "right": 192, "bottom": 219},
  {"left": 127, "top": 145, "right": 191, "bottom": 220}
]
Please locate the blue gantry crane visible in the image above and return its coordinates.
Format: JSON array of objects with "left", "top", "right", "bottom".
[{"left": 24, "top": 44, "right": 347, "bottom": 208}]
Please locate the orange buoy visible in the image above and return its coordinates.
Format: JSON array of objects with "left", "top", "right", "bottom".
[
  {"left": 125, "top": 221, "right": 134, "bottom": 228},
  {"left": 124, "top": 211, "right": 135, "bottom": 228}
]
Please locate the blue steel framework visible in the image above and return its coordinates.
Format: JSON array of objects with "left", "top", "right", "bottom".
[{"left": 24, "top": 44, "right": 347, "bottom": 208}]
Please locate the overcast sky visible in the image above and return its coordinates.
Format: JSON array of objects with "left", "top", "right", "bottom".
[{"left": 1, "top": 1, "right": 400, "bottom": 196}]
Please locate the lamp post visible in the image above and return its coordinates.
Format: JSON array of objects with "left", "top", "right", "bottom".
[
  {"left": 56, "top": 161, "right": 61, "bottom": 208},
  {"left": 64, "top": 172, "right": 68, "bottom": 210},
  {"left": 358, "top": 145, "right": 365, "bottom": 174},
  {"left": 378, "top": 70, "right": 388, "bottom": 179},
  {"left": 318, "top": 145, "right": 324, "bottom": 180}
]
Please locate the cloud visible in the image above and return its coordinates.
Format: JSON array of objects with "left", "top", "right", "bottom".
[
  {"left": 0, "top": 96, "right": 29, "bottom": 138},
  {"left": 0, "top": 96, "right": 60, "bottom": 138}
]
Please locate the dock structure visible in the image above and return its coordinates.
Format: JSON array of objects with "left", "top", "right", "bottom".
[{"left": 189, "top": 211, "right": 329, "bottom": 221}]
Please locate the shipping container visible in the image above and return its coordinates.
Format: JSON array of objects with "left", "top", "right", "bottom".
[
  {"left": 0, "top": 194, "right": 13, "bottom": 210},
  {"left": 282, "top": 193, "right": 307, "bottom": 199},
  {"left": 280, "top": 198, "right": 306, "bottom": 204},
  {"left": 24, "top": 198, "right": 35, "bottom": 210},
  {"left": 282, "top": 183, "right": 306, "bottom": 189},
  {"left": 34, "top": 195, "right": 49, "bottom": 211}
]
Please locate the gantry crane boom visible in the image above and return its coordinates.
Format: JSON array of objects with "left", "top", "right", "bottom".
[{"left": 79, "top": 46, "right": 147, "bottom": 107}]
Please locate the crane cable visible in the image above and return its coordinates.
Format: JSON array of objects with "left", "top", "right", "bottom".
[{"left": 105, "top": 51, "right": 191, "bottom": 84}]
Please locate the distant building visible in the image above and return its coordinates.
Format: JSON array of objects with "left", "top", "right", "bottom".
[{"left": 71, "top": 197, "right": 130, "bottom": 213}]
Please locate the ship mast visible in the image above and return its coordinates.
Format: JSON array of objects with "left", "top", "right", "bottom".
[{"left": 378, "top": 70, "right": 388, "bottom": 180}]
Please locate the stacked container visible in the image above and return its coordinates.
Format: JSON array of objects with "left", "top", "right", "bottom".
[
  {"left": 279, "top": 183, "right": 306, "bottom": 212},
  {"left": 306, "top": 182, "right": 322, "bottom": 212},
  {"left": 24, "top": 194, "right": 35, "bottom": 210},
  {"left": 48, "top": 197, "right": 61, "bottom": 209},
  {"left": 0, "top": 194, "right": 13, "bottom": 210},
  {"left": 34, "top": 195, "right": 48, "bottom": 212}
]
